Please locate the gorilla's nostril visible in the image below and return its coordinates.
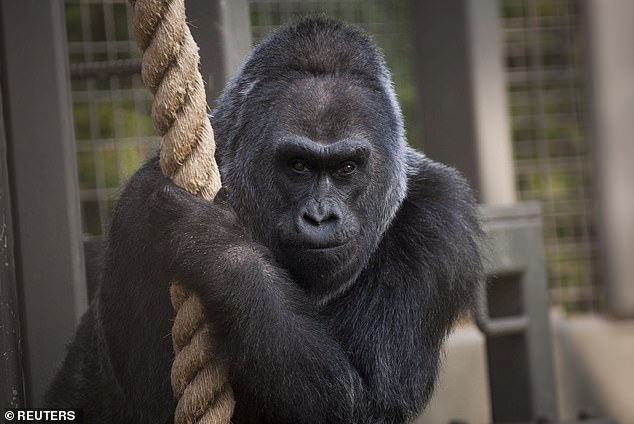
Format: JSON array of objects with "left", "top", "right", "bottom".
[
  {"left": 304, "top": 212, "right": 333, "bottom": 226},
  {"left": 303, "top": 212, "right": 319, "bottom": 226}
]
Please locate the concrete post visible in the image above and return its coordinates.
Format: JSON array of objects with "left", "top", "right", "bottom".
[
  {"left": 187, "top": 0, "right": 252, "bottom": 104},
  {"left": 0, "top": 71, "right": 26, "bottom": 408},
  {"left": 584, "top": 0, "right": 634, "bottom": 318},
  {"left": 0, "top": 0, "right": 87, "bottom": 404},
  {"left": 411, "top": 0, "right": 516, "bottom": 205}
]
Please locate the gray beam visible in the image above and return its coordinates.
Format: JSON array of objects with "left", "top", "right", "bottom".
[
  {"left": 187, "top": 0, "right": 252, "bottom": 105},
  {"left": 411, "top": 0, "right": 516, "bottom": 205},
  {"left": 584, "top": 0, "right": 634, "bottom": 318},
  {"left": 478, "top": 203, "right": 558, "bottom": 423},
  {"left": 0, "top": 0, "right": 87, "bottom": 404},
  {"left": 0, "top": 61, "right": 26, "bottom": 407}
]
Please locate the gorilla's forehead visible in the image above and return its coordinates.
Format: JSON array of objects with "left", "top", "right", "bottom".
[{"left": 275, "top": 75, "right": 380, "bottom": 144}]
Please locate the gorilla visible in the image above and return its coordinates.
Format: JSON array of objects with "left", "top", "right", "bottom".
[{"left": 45, "top": 18, "right": 483, "bottom": 424}]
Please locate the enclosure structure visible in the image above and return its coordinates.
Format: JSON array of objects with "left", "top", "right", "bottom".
[{"left": 1, "top": 0, "right": 632, "bottom": 421}]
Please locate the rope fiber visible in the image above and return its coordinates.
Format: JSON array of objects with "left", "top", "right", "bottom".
[{"left": 128, "top": 0, "right": 234, "bottom": 422}]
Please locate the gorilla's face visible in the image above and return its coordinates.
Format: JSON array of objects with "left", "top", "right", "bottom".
[
  {"left": 215, "top": 68, "right": 407, "bottom": 302},
  {"left": 263, "top": 78, "right": 379, "bottom": 299},
  {"left": 271, "top": 129, "right": 370, "bottom": 299}
]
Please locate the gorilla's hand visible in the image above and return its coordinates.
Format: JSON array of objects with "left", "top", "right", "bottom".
[
  {"left": 149, "top": 180, "right": 363, "bottom": 424},
  {"left": 148, "top": 181, "right": 249, "bottom": 278}
]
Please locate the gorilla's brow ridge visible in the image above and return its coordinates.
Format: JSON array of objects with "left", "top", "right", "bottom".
[{"left": 276, "top": 135, "right": 371, "bottom": 164}]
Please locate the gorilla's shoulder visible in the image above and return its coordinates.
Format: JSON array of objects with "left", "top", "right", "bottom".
[
  {"left": 119, "top": 155, "right": 162, "bottom": 196},
  {"left": 394, "top": 149, "right": 483, "bottom": 259},
  {"left": 389, "top": 149, "right": 483, "bottom": 295},
  {"left": 404, "top": 149, "right": 478, "bottom": 214},
  {"left": 109, "top": 155, "right": 164, "bottom": 226}
]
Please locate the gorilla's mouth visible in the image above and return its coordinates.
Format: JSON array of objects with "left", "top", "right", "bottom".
[
  {"left": 276, "top": 226, "right": 355, "bottom": 251},
  {"left": 278, "top": 238, "right": 353, "bottom": 265},
  {"left": 304, "top": 240, "right": 350, "bottom": 251}
]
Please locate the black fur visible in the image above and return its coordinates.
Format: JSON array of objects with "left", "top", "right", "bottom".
[{"left": 45, "top": 18, "right": 483, "bottom": 424}]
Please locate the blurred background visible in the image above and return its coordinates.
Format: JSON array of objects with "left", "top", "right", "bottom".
[{"left": 1, "top": 0, "right": 632, "bottom": 423}]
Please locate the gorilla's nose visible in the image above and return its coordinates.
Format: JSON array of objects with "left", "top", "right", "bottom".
[
  {"left": 301, "top": 199, "right": 340, "bottom": 227},
  {"left": 296, "top": 200, "right": 343, "bottom": 247}
]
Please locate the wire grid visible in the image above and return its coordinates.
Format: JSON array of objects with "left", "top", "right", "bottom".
[
  {"left": 501, "top": 0, "right": 598, "bottom": 312},
  {"left": 66, "top": 0, "right": 157, "bottom": 237}
]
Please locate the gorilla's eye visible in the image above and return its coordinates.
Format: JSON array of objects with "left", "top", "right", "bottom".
[
  {"left": 336, "top": 162, "right": 356, "bottom": 175},
  {"left": 290, "top": 160, "right": 311, "bottom": 173}
]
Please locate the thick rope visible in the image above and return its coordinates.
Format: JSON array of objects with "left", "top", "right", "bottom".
[{"left": 128, "top": 0, "right": 234, "bottom": 423}]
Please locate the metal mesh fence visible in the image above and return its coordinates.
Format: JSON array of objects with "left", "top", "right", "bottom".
[
  {"left": 64, "top": 0, "right": 598, "bottom": 312},
  {"left": 501, "top": 0, "right": 598, "bottom": 312},
  {"left": 65, "top": 0, "right": 156, "bottom": 237}
]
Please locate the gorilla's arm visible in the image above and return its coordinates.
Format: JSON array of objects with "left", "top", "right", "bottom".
[
  {"left": 151, "top": 150, "right": 482, "bottom": 424},
  {"left": 323, "top": 149, "right": 483, "bottom": 421},
  {"left": 151, "top": 182, "right": 365, "bottom": 423}
]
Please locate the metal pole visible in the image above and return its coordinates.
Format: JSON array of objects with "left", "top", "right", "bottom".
[
  {"left": 0, "top": 0, "right": 87, "bottom": 405},
  {"left": 0, "top": 59, "right": 26, "bottom": 409},
  {"left": 186, "top": 0, "right": 252, "bottom": 104},
  {"left": 584, "top": 0, "right": 634, "bottom": 318},
  {"left": 410, "top": 0, "right": 516, "bottom": 205}
]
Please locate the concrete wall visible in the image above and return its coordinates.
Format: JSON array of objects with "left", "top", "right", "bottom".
[
  {"left": 553, "top": 315, "right": 634, "bottom": 423},
  {"left": 418, "top": 315, "right": 634, "bottom": 424},
  {"left": 416, "top": 323, "right": 491, "bottom": 424}
]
